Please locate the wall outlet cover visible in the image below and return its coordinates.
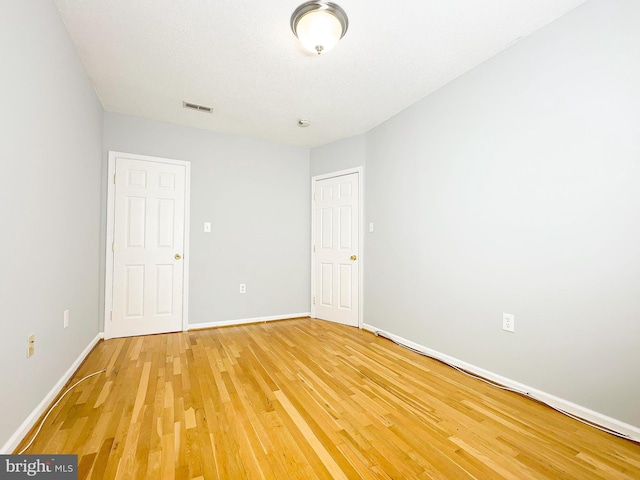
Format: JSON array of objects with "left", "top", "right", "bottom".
[
  {"left": 27, "top": 334, "right": 35, "bottom": 358},
  {"left": 503, "top": 313, "right": 515, "bottom": 332}
]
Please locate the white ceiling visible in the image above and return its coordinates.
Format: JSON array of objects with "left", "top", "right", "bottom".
[{"left": 53, "top": 0, "right": 586, "bottom": 148}]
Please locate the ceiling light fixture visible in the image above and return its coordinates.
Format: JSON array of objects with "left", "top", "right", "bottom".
[{"left": 290, "top": 2, "right": 348, "bottom": 55}]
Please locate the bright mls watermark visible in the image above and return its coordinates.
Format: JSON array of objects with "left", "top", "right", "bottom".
[{"left": 0, "top": 455, "right": 77, "bottom": 479}]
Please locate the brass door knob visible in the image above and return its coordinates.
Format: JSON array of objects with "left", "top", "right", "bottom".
[
  {"left": 175, "top": 254, "right": 182, "bottom": 260},
  {"left": 350, "top": 255, "right": 357, "bottom": 261}
]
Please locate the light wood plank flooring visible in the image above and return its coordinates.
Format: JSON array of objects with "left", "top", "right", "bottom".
[{"left": 16, "top": 318, "right": 640, "bottom": 479}]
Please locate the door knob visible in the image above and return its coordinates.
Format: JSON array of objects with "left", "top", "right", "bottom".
[
  {"left": 175, "top": 254, "right": 182, "bottom": 260},
  {"left": 350, "top": 255, "right": 357, "bottom": 261}
]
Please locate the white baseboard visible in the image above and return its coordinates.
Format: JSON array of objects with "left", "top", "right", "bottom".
[
  {"left": 1, "top": 333, "right": 104, "bottom": 454},
  {"left": 362, "top": 323, "right": 640, "bottom": 443},
  {"left": 188, "top": 312, "right": 311, "bottom": 331}
]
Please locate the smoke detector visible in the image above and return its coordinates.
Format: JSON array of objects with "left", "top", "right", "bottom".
[{"left": 298, "top": 119, "right": 311, "bottom": 127}]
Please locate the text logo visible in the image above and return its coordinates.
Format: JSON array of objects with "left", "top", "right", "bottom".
[{"left": 0, "top": 455, "right": 77, "bottom": 479}]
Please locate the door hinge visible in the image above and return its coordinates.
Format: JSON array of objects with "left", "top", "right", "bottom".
[
  {"left": 313, "top": 245, "right": 316, "bottom": 253},
  {"left": 313, "top": 296, "right": 316, "bottom": 305},
  {"left": 113, "top": 174, "right": 116, "bottom": 184},
  {"left": 112, "top": 242, "right": 114, "bottom": 252},
  {"left": 313, "top": 191, "right": 317, "bottom": 201},
  {"left": 110, "top": 311, "right": 113, "bottom": 321}
]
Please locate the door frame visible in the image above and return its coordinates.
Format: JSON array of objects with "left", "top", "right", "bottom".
[
  {"left": 104, "top": 151, "right": 191, "bottom": 339},
  {"left": 310, "top": 167, "right": 364, "bottom": 328}
]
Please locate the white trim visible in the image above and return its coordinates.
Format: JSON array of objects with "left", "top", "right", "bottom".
[
  {"left": 0, "top": 333, "right": 104, "bottom": 454},
  {"left": 310, "top": 167, "right": 364, "bottom": 328},
  {"left": 104, "top": 151, "right": 191, "bottom": 340},
  {"left": 362, "top": 324, "right": 640, "bottom": 443},
  {"left": 312, "top": 167, "right": 362, "bottom": 182},
  {"left": 188, "top": 313, "right": 311, "bottom": 330}
]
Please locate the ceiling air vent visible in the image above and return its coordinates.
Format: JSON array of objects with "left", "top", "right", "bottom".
[{"left": 183, "top": 101, "right": 213, "bottom": 113}]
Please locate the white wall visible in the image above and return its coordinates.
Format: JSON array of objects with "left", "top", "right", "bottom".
[
  {"left": 363, "top": 0, "right": 640, "bottom": 427},
  {"left": 102, "top": 113, "right": 310, "bottom": 326},
  {"left": 310, "top": 134, "right": 366, "bottom": 177},
  {"left": 0, "top": 1, "right": 103, "bottom": 448}
]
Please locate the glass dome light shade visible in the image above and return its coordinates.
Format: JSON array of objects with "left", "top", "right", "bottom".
[
  {"left": 291, "top": 2, "right": 349, "bottom": 55},
  {"left": 296, "top": 10, "right": 343, "bottom": 54}
]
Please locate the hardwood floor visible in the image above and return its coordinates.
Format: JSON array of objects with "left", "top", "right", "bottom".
[{"left": 16, "top": 318, "right": 640, "bottom": 479}]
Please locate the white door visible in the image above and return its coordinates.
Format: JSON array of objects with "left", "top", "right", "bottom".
[
  {"left": 313, "top": 172, "right": 360, "bottom": 327},
  {"left": 109, "top": 157, "right": 186, "bottom": 338}
]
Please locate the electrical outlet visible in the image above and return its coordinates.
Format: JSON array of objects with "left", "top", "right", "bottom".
[
  {"left": 239, "top": 283, "right": 246, "bottom": 294},
  {"left": 27, "top": 334, "right": 35, "bottom": 358},
  {"left": 64, "top": 309, "right": 69, "bottom": 329},
  {"left": 503, "top": 313, "right": 515, "bottom": 333}
]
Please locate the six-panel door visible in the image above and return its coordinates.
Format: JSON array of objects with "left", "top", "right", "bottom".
[
  {"left": 314, "top": 173, "right": 359, "bottom": 327},
  {"left": 110, "top": 157, "right": 186, "bottom": 338}
]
